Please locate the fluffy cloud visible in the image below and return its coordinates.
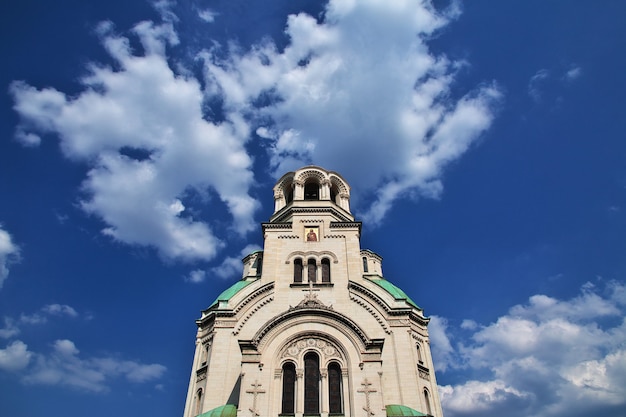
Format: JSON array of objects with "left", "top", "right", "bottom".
[
  {"left": 0, "top": 225, "right": 20, "bottom": 290},
  {"left": 1, "top": 304, "right": 84, "bottom": 338},
  {"left": 21, "top": 339, "right": 166, "bottom": 392},
  {"left": 12, "top": 0, "right": 500, "bottom": 264},
  {"left": 11, "top": 19, "right": 258, "bottom": 263},
  {"left": 436, "top": 280, "right": 626, "bottom": 417},
  {"left": 0, "top": 340, "right": 32, "bottom": 372},
  {"left": 203, "top": 0, "right": 500, "bottom": 223},
  {"left": 210, "top": 243, "right": 262, "bottom": 280}
]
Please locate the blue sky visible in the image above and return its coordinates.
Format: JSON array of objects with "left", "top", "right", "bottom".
[{"left": 1, "top": 1, "right": 625, "bottom": 416}]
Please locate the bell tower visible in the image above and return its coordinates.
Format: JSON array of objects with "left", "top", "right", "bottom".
[{"left": 183, "top": 165, "right": 444, "bottom": 417}]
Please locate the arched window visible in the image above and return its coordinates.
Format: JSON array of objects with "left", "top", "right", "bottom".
[
  {"left": 285, "top": 181, "right": 294, "bottom": 204},
  {"left": 307, "top": 259, "right": 317, "bottom": 282},
  {"left": 362, "top": 257, "right": 368, "bottom": 273},
  {"left": 195, "top": 388, "right": 203, "bottom": 416},
  {"left": 304, "top": 352, "right": 320, "bottom": 414},
  {"left": 330, "top": 184, "right": 338, "bottom": 204},
  {"left": 200, "top": 343, "right": 210, "bottom": 367},
  {"left": 424, "top": 389, "right": 432, "bottom": 415},
  {"left": 328, "top": 362, "right": 343, "bottom": 414},
  {"left": 304, "top": 182, "right": 319, "bottom": 200},
  {"left": 253, "top": 254, "right": 263, "bottom": 276},
  {"left": 294, "top": 258, "right": 303, "bottom": 283},
  {"left": 321, "top": 258, "right": 331, "bottom": 282},
  {"left": 416, "top": 343, "right": 423, "bottom": 364},
  {"left": 281, "top": 362, "right": 296, "bottom": 415}
]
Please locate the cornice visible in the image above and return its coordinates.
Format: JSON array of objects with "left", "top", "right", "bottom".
[
  {"left": 348, "top": 281, "right": 429, "bottom": 326},
  {"left": 269, "top": 205, "right": 354, "bottom": 223}
]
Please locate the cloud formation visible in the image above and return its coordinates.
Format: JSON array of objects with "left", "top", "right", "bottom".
[
  {"left": 11, "top": 0, "right": 500, "bottom": 264},
  {"left": 434, "top": 280, "right": 626, "bottom": 417},
  {"left": 0, "top": 340, "right": 32, "bottom": 372},
  {"left": 17, "top": 339, "right": 166, "bottom": 392},
  {"left": 11, "top": 20, "right": 258, "bottom": 263},
  {"left": 0, "top": 225, "right": 20, "bottom": 290},
  {"left": 1, "top": 304, "right": 86, "bottom": 339},
  {"left": 203, "top": 0, "right": 500, "bottom": 223}
]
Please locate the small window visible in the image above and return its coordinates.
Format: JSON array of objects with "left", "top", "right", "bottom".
[
  {"left": 321, "top": 258, "right": 331, "bottom": 282},
  {"left": 195, "top": 388, "right": 203, "bottom": 416},
  {"left": 307, "top": 259, "right": 317, "bottom": 282},
  {"left": 330, "top": 184, "right": 338, "bottom": 204},
  {"left": 362, "top": 257, "right": 368, "bottom": 273},
  {"left": 285, "top": 181, "right": 294, "bottom": 204},
  {"left": 416, "top": 343, "right": 424, "bottom": 364},
  {"left": 304, "top": 182, "right": 319, "bottom": 200},
  {"left": 294, "top": 258, "right": 303, "bottom": 283},
  {"left": 424, "top": 389, "right": 432, "bottom": 415}
]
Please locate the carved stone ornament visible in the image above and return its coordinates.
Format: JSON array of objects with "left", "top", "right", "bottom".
[{"left": 281, "top": 337, "right": 342, "bottom": 361}]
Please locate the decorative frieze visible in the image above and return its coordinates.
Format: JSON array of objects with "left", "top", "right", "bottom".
[{"left": 281, "top": 337, "right": 343, "bottom": 362}]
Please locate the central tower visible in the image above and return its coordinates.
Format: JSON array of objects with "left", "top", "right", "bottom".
[{"left": 184, "top": 166, "right": 444, "bottom": 417}]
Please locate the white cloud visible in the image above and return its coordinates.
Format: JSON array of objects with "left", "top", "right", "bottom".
[
  {"left": 436, "top": 280, "right": 626, "bottom": 417},
  {"left": 41, "top": 304, "right": 79, "bottom": 318},
  {"left": 563, "top": 65, "right": 582, "bottom": 82},
  {"left": 0, "top": 317, "right": 19, "bottom": 339},
  {"left": 22, "top": 339, "right": 166, "bottom": 392},
  {"left": 428, "top": 315, "right": 456, "bottom": 372},
  {"left": 1, "top": 304, "right": 83, "bottom": 338},
  {"left": 198, "top": 9, "right": 217, "bottom": 23},
  {"left": 12, "top": 0, "right": 500, "bottom": 264},
  {"left": 0, "top": 226, "right": 20, "bottom": 290},
  {"left": 185, "top": 269, "right": 207, "bottom": 283},
  {"left": 439, "top": 380, "right": 528, "bottom": 414},
  {"left": 19, "top": 303, "right": 80, "bottom": 326},
  {"left": 210, "top": 244, "right": 262, "bottom": 280},
  {"left": 200, "top": 0, "right": 500, "bottom": 224},
  {"left": 0, "top": 340, "right": 32, "bottom": 372},
  {"left": 11, "top": 20, "right": 258, "bottom": 264}
]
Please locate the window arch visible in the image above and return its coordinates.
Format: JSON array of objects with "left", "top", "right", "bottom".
[
  {"left": 330, "top": 184, "right": 339, "bottom": 204},
  {"left": 304, "top": 182, "right": 320, "bottom": 200},
  {"left": 321, "top": 258, "right": 331, "bottom": 282},
  {"left": 416, "top": 343, "right": 423, "bottom": 364},
  {"left": 293, "top": 258, "right": 303, "bottom": 283},
  {"left": 307, "top": 259, "right": 317, "bottom": 282},
  {"left": 281, "top": 362, "right": 296, "bottom": 415},
  {"left": 424, "top": 388, "right": 432, "bottom": 415},
  {"left": 304, "top": 352, "right": 320, "bottom": 414},
  {"left": 285, "top": 180, "right": 294, "bottom": 204},
  {"left": 195, "top": 388, "right": 203, "bottom": 416},
  {"left": 328, "top": 362, "right": 343, "bottom": 414}
]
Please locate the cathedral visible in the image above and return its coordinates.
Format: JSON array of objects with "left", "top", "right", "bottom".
[{"left": 183, "top": 166, "right": 444, "bottom": 417}]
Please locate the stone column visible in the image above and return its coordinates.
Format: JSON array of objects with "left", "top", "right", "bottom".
[
  {"left": 296, "top": 368, "right": 304, "bottom": 414},
  {"left": 320, "top": 368, "right": 328, "bottom": 414}
]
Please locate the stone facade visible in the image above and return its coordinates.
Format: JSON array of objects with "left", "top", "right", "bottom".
[{"left": 183, "top": 166, "right": 444, "bottom": 417}]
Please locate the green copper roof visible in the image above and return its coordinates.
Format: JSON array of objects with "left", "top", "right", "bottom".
[
  {"left": 367, "top": 277, "right": 420, "bottom": 309},
  {"left": 209, "top": 279, "right": 255, "bottom": 308},
  {"left": 198, "top": 404, "right": 237, "bottom": 417},
  {"left": 386, "top": 404, "right": 429, "bottom": 416}
]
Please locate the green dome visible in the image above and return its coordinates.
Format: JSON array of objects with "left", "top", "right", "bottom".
[
  {"left": 198, "top": 404, "right": 237, "bottom": 417},
  {"left": 367, "top": 277, "right": 421, "bottom": 309},
  {"left": 386, "top": 404, "right": 429, "bottom": 416}
]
